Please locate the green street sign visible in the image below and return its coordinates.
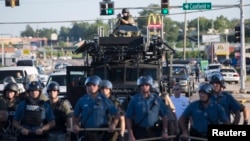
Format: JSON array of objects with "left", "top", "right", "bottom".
[{"left": 183, "top": 2, "right": 212, "bottom": 10}]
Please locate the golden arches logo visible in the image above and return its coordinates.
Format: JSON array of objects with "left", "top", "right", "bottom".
[{"left": 148, "top": 13, "right": 162, "bottom": 25}]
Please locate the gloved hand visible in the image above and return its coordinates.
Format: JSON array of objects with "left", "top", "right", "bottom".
[{"left": 243, "top": 120, "right": 248, "bottom": 125}]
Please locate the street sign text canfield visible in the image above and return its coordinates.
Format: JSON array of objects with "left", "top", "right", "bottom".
[{"left": 183, "top": 2, "right": 212, "bottom": 10}]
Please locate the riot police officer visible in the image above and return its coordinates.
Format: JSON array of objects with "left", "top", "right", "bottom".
[
  {"left": 100, "top": 80, "right": 125, "bottom": 141},
  {"left": 179, "top": 83, "right": 230, "bottom": 141},
  {"left": 12, "top": 81, "right": 55, "bottom": 141},
  {"left": 125, "top": 76, "right": 170, "bottom": 141},
  {"left": 0, "top": 82, "right": 21, "bottom": 141},
  {"left": 72, "top": 75, "right": 120, "bottom": 141},
  {"left": 46, "top": 81, "right": 73, "bottom": 141},
  {"left": 209, "top": 73, "right": 241, "bottom": 124}
]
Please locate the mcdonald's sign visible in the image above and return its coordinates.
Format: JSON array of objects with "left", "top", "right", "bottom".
[{"left": 148, "top": 13, "right": 162, "bottom": 30}]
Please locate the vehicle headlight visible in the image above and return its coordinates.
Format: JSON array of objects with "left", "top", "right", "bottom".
[{"left": 179, "top": 80, "right": 188, "bottom": 85}]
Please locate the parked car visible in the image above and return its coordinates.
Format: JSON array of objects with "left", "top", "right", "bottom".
[
  {"left": 220, "top": 68, "right": 240, "bottom": 84},
  {"left": 207, "top": 68, "right": 240, "bottom": 84}
]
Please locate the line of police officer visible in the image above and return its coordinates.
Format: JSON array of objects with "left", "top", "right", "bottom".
[{"left": 0, "top": 73, "right": 248, "bottom": 141}]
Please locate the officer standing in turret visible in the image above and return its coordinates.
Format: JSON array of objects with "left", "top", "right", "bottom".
[{"left": 13, "top": 81, "right": 55, "bottom": 141}]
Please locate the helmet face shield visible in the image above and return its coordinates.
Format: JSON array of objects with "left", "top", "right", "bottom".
[
  {"left": 198, "top": 83, "right": 214, "bottom": 96},
  {"left": 210, "top": 73, "right": 225, "bottom": 87},
  {"left": 137, "top": 76, "right": 153, "bottom": 86},
  {"left": 28, "top": 81, "right": 43, "bottom": 92},
  {"left": 84, "top": 75, "right": 102, "bottom": 86}
]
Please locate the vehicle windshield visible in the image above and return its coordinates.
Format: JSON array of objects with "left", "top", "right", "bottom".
[
  {"left": 163, "top": 66, "right": 187, "bottom": 76},
  {"left": 208, "top": 65, "right": 220, "bottom": 69},
  {"left": 0, "top": 70, "right": 24, "bottom": 83}
]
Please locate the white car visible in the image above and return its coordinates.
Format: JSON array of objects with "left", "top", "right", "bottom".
[
  {"left": 43, "top": 70, "right": 85, "bottom": 98},
  {"left": 220, "top": 68, "right": 240, "bottom": 84},
  {"left": 207, "top": 68, "right": 240, "bottom": 84}
]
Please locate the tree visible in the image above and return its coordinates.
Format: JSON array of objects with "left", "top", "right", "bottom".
[
  {"left": 20, "top": 25, "right": 35, "bottom": 37},
  {"left": 214, "top": 15, "right": 230, "bottom": 33}
]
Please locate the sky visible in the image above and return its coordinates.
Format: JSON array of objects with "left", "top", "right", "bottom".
[{"left": 0, "top": 0, "right": 249, "bottom": 37}]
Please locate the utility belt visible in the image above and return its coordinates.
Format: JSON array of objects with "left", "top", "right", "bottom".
[{"left": 190, "top": 128, "right": 207, "bottom": 138}]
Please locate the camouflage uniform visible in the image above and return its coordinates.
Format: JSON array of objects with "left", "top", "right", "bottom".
[{"left": 47, "top": 99, "right": 73, "bottom": 141}]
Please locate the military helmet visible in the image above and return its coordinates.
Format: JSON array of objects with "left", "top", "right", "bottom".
[
  {"left": 27, "top": 81, "right": 43, "bottom": 91},
  {"left": 100, "top": 80, "right": 113, "bottom": 90},
  {"left": 137, "top": 76, "right": 153, "bottom": 86},
  {"left": 122, "top": 8, "right": 129, "bottom": 14},
  {"left": 4, "top": 82, "right": 19, "bottom": 94},
  {"left": 47, "top": 81, "right": 60, "bottom": 93},
  {"left": 199, "top": 83, "right": 214, "bottom": 96},
  {"left": 210, "top": 73, "right": 225, "bottom": 87},
  {"left": 84, "top": 75, "right": 102, "bottom": 86}
]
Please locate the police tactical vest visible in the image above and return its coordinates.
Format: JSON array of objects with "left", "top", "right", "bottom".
[
  {"left": 50, "top": 99, "right": 67, "bottom": 132},
  {"left": 22, "top": 100, "right": 45, "bottom": 126}
]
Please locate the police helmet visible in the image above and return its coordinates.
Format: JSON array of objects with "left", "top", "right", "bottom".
[
  {"left": 199, "top": 83, "right": 214, "bottom": 96},
  {"left": 210, "top": 73, "right": 225, "bottom": 87},
  {"left": 137, "top": 76, "right": 153, "bottom": 86},
  {"left": 4, "top": 82, "right": 19, "bottom": 94},
  {"left": 151, "top": 80, "right": 160, "bottom": 94},
  {"left": 84, "top": 75, "right": 102, "bottom": 86},
  {"left": 27, "top": 81, "right": 43, "bottom": 91},
  {"left": 100, "top": 80, "right": 113, "bottom": 90},
  {"left": 47, "top": 81, "right": 60, "bottom": 93},
  {"left": 122, "top": 8, "right": 129, "bottom": 14}
]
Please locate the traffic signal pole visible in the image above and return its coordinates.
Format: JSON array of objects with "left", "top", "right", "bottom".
[{"left": 239, "top": 0, "right": 246, "bottom": 93}]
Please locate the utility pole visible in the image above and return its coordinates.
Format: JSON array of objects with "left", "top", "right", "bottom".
[
  {"left": 197, "top": 16, "right": 200, "bottom": 54},
  {"left": 183, "top": 0, "right": 187, "bottom": 60},
  {"left": 240, "top": 0, "right": 246, "bottom": 93}
]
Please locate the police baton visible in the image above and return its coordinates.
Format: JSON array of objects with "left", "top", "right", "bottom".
[
  {"left": 67, "top": 128, "right": 121, "bottom": 132},
  {"left": 136, "top": 135, "right": 176, "bottom": 141},
  {"left": 189, "top": 136, "right": 208, "bottom": 141}
]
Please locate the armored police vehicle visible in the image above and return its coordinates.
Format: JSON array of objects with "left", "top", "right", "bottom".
[{"left": 66, "top": 25, "right": 176, "bottom": 108}]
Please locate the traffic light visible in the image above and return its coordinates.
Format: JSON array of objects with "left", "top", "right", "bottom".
[
  {"left": 161, "top": 0, "right": 169, "bottom": 15},
  {"left": 5, "top": 0, "right": 20, "bottom": 8},
  {"left": 100, "top": 1, "right": 114, "bottom": 15},
  {"left": 235, "top": 26, "right": 241, "bottom": 43},
  {"left": 107, "top": 2, "right": 114, "bottom": 15}
]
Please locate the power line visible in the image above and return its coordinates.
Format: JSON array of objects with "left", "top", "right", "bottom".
[{"left": 0, "top": 4, "right": 249, "bottom": 25}]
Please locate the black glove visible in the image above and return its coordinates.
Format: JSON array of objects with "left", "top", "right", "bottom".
[
  {"left": 117, "top": 135, "right": 125, "bottom": 141},
  {"left": 243, "top": 120, "right": 248, "bottom": 125}
]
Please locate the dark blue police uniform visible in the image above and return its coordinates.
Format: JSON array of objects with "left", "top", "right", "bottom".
[
  {"left": 74, "top": 93, "right": 118, "bottom": 141},
  {"left": 181, "top": 100, "right": 228, "bottom": 138},
  {"left": 210, "top": 91, "right": 241, "bottom": 121},
  {"left": 125, "top": 93, "right": 169, "bottom": 139}
]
